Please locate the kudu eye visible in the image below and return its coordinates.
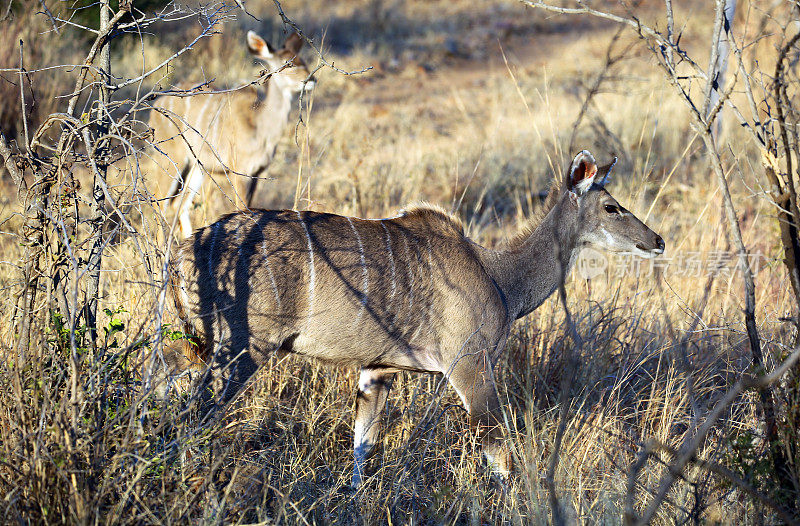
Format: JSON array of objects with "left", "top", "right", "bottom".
[{"left": 604, "top": 204, "right": 619, "bottom": 214}]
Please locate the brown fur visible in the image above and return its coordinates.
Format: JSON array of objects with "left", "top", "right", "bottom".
[
  {"left": 398, "top": 202, "right": 465, "bottom": 233},
  {"left": 163, "top": 151, "right": 663, "bottom": 485}
]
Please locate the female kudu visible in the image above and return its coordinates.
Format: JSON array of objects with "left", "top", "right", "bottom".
[
  {"left": 163, "top": 150, "right": 665, "bottom": 486},
  {"left": 149, "top": 31, "right": 315, "bottom": 238}
]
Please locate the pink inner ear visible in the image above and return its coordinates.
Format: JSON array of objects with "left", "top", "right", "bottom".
[
  {"left": 576, "top": 160, "right": 597, "bottom": 182},
  {"left": 572, "top": 161, "right": 586, "bottom": 183},
  {"left": 569, "top": 158, "right": 598, "bottom": 192},
  {"left": 578, "top": 161, "right": 588, "bottom": 181},
  {"left": 248, "top": 37, "right": 265, "bottom": 54}
]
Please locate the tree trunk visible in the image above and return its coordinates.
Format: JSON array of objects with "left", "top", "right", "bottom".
[{"left": 85, "top": 0, "right": 111, "bottom": 347}]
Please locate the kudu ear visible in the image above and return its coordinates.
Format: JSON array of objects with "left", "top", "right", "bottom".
[
  {"left": 247, "top": 31, "right": 274, "bottom": 58},
  {"left": 283, "top": 32, "right": 304, "bottom": 54},
  {"left": 566, "top": 150, "right": 598, "bottom": 196},
  {"left": 596, "top": 157, "right": 617, "bottom": 186}
]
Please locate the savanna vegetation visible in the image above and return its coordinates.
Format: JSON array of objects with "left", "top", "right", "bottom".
[{"left": 1, "top": 0, "right": 799, "bottom": 523}]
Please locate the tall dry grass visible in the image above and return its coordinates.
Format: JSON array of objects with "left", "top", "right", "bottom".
[{"left": 0, "top": 0, "right": 797, "bottom": 523}]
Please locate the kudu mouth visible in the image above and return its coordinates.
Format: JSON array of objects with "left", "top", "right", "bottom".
[{"left": 634, "top": 235, "right": 665, "bottom": 258}]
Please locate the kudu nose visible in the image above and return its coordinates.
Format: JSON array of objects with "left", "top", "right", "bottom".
[{"left": 655, "top": 235, "right": 665, "bottom": 253}]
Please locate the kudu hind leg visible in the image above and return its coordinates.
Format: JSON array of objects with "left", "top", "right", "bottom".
[
  {"left": 352, "top": 368, "right": 395, "bottom": 487},
  {"left": 446, "top": 355, "right": 511, "bottom": 479}
]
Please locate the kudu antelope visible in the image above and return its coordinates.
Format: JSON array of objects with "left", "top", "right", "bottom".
[
  {"left": 164, "top": 150, "right": 664, "bottom": 486},
  {"left": 149, "top": 31, "right": 315, "bottom": 239}
]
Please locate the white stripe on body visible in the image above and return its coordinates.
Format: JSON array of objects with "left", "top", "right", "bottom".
[
  {"left": 176, "top": 248, "right": 192, "bottom": 312},
  {"left": 404, "top": 239, "right": 435, "bottom": 345},
  {"left": 380, "top": 221, "right": 397, "bottom": 311},
  {"left": 183, "top": 95, "right": 191, "bottom": 121},
  {"left": 213, "top": 97, "right": 227, "bottom": 165},
  {"left": 426, "top": 238, "right": 434, "bottom": 267},
  {"left": 234, "top": 225, "right": 250, "bottom": 287},
  {"left": 348, "top": 217, "right": 368, "bottom": 322},
  {"left": 297, "top": 211, "right": 316, "bottom": 328},
  {"left": 424, "top": 238, "right": 435, "bottom": 333},
  {"left": 206, "top": 101, "right": 226, "bottom": 149},
  {"left": 193, "top": 96, "right": 215, "bottom": 145},
  {"left": 177, "top": 96, "right": 215, "bottom": 205}
]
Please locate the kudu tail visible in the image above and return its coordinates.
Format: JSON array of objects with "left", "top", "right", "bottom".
[{"left": 167, "top": 252, "right": 208, "bottom": 370}]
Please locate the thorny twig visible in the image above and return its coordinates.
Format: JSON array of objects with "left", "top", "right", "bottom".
[
  {"left": 631, "top": 344, "right": 800, "bottom": 525},
  {"left": 519, "top": 0, "right": 708, "bottom": 79},
  {"left": 271, "top": 0, "right": 373, "bottom": 76},
  {"left": 637, "top": 439, "right": 799, "bottom": 525},
  {"left": 522, "top": 0, "right": 799, "bottom": 521},
  {"left": 37, "top": 0, "right": 59, "bottom": 34}
]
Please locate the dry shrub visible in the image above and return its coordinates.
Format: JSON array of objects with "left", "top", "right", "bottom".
[{"left": 0, "top": 0, "right": 798, "bottom": 523}]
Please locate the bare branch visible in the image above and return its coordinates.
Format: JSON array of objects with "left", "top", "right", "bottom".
[
  {"left": 0, "top": 131, "right": 23, "bottom": 187},
  {"left": 18, "top": 40, "right": 30, "bottom": 154},
  {"left": 66, "top": 4, "right": 130, "bottom": 116},
  {"left": 271, "top": 0, "right": 373, "bottom": 76},
  {"left": 664, "top": 0, "right": 675, "bottom": 67},
  {"left": 701, "top": 0, "right": 727, "bottom": 118},
  {"left": 633, "top": 344, "right": 800, "bottom": 525},
  {"left": 37, "top": 0, "right": 60, "bottom": 34},
  {"left": 518, "top": 0, "right": 707, "bottom": 79},
  {"left": 111, "top": 4, "right": 231, "bottom": 90}
]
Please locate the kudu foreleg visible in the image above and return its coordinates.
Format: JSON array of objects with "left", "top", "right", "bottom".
[
  {"left": 352, "top": 368, "right": 395, "bottom": 487},
  {"left": 447, "top": 355, "right": 512, "bottom": 479},
  {"left": 172, "top": 164, "right": 206, "bottom": 238},
  {"left": 244, "top": 166, "right": 267, "bottom": 209}
]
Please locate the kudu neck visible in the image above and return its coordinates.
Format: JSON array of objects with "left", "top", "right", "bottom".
[
  {"left": 262, "top": 78, "right": 294, "bottom": 129},
  {"left": 482, "top": 193, "right": 581, "bottom": 321}
]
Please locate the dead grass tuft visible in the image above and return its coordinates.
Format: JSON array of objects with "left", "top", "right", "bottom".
[{"left": 0, "top": 1, "right": 797, "bottom": 523}]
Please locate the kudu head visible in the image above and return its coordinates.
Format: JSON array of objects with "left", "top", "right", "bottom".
[
  {"left": 246, "top": 31, "right": 316, "bottom": 94},
  {"left": 558, "top": 150, "right": 665, "bottom": 258}
]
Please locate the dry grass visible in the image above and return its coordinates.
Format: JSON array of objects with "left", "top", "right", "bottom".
[{"left": 0, "top": 1, "right": 797, "bottom": 524}]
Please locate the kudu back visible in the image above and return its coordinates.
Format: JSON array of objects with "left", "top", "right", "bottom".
[
  {"left": 165, "top": 150, "right": 665, "bottom": 486},
  {"left": 148, "top": 31, "right": 315, "bottom": 239}
]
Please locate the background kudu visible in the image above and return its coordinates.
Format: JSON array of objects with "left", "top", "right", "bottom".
[
  {"left": 148, "top": 31, "right": 315, "bottom": 238},
  {"left": 164, "top": 150, "right": 665, "bottom": 486}
]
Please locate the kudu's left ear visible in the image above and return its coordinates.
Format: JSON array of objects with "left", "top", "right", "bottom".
[
  {"left": 567, "top": 150, "right": 598, "bottom": 196},
  {"left": 596, "top": 157, "right": 617, "bottom": 186},
  {"left": 284, "top": 32, "right": 304, "bottom": 54}
]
